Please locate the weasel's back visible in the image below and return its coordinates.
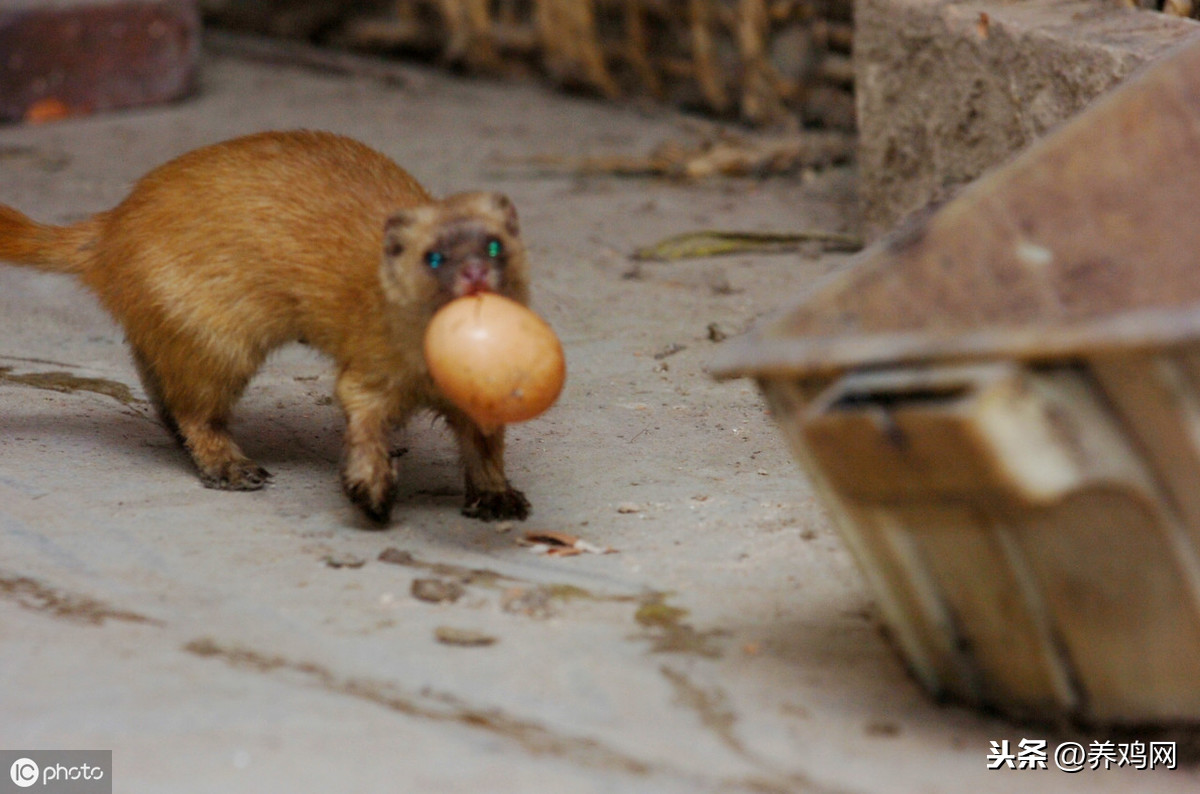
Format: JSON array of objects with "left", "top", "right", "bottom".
[
  {"left": 87, "top": 130, "right": 432, "bottom": 352},
  {"left": 109, "top": 130, "right": 429, "bottom": 259}
]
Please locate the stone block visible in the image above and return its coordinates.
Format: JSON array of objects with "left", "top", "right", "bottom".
[
  {"left": 0, "top": 0, "right": 201, "bottom": 123},
  {"left": 855, "top": 0, "right": 1200, "bottom": 240}
]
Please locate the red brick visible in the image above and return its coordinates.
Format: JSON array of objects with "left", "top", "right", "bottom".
[{"left": 0, "top": 0, "right": 200, "bottom": 123}]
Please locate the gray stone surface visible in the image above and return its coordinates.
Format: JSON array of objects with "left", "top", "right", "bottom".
[
  {"left": 0, "top": 50, "right": 1195, "bottom": 792},
  {"left": 855, "top": 0, "right": 1200, "bottom": 241}
]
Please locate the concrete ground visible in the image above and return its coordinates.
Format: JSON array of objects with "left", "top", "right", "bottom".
[{"left": 0, "top": 50, "right": 1195, "bottom": 793}]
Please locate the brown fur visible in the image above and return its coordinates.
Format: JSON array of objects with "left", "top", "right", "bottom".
[{"left": 0, "top": 130, "right": 533, "bottom": 524}]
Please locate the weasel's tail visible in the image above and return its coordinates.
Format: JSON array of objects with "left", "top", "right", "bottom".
[{"left": 0, "top": 204, "right": 97, "bottom": 275}]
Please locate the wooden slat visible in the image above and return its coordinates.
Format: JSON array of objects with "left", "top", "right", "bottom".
[{"left": 902, "top": 502, "right": 1078, "bottom": 716}]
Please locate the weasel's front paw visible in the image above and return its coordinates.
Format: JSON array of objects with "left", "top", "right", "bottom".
[{"left": 462, "top": 486, "right": 530, "bottom": 521}]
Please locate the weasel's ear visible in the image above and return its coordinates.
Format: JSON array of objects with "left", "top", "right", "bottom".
[
  {"left": 488, "top": 193, "right": 519, "bottom": 237},
  {"left": 383, "top": 208, "right": 423, "bottom": 258}
]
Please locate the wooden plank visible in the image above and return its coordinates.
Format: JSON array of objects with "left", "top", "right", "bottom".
[
  {"left": 1090, "top": 352, "right": 1200, "bottom": 542},
  {"left": 902, "top": 502, "right": 1078, "bottom": 717},
  {"left": 1015, "top": 488, "right": 1200, "bottom": 721}
]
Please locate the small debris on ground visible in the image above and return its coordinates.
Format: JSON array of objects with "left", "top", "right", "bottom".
[
  {"left": 434, "top": 626, "right": 498, "bottom": 647},
  {"left": 617, "top": 503, "right": 642, "bottom": 514},
  {"left": 378, "top": 548, "right": 415, "bottom": 566},
  {"left": 500, "top": 586, "right": 557, "bottom": 619},
  {"left": 706, "top": 323, "right": 731, "bottom": 342},
  {"left": 323, "top": 553, "right": 366, "bottom": 569},
  {"left": 705, "top": 270, "right": 739, "bottom": 296},
  {"left": 411, "top": 578, "right": 466, "bottom": 604},
  {"left": 518, "top": 530, "right": 617, "bottom": 557},
  {"left": 653, "top": 343, "right": 686, "bottom": 360}
]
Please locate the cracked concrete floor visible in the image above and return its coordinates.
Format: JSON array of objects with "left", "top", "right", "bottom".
[{"left": 0, "top": 51, "right": 1195, "bottom": 793}]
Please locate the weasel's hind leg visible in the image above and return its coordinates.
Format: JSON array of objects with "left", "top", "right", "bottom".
[
  {"left": 132, "top": 347, "right": 181, "bottom": 441},
  {"left": 177, "top": 413, "right": 272, "bottom": 491},
  {"left": 132, "top": 346, "right": 271, "bottom": 491}
]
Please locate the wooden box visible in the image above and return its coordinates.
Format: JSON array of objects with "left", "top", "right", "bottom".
[{"left": 713, "top": 37, "right": 1200, "bottom": 724}]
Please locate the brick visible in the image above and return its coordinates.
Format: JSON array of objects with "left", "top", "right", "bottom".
[
  {"left": 0, "top": 0, "right": 201, "bottom": 123},
  {"left": 855, "top": 0, "right": 1200, "bottom": 241}
]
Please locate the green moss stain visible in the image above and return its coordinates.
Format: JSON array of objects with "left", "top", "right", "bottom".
[
  {"left": 634, "top": 599, "right": 688, "bottom": 628},
  {"left": 633, "top": 593, "right": 726, "bottom": 658}
]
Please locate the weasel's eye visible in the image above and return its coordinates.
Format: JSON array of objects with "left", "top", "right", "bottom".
[
  {"left": 486, "top": 239, "right": 503, "bottom": 259},
  {"left": 425, "top": 251, "right": 445, "bottom": 269}
]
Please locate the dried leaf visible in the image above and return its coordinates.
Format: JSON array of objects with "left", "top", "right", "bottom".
[
  {"left": 521, "top": 530, "right": 582, "bottom": 547},
  {"left": 434, "top": 626, "right": 497, "bottom": 647},
  {"left": 519, "top": 530, "right": 617, "bottom": 555},
  {"left": 633, "top": 230, "right": 861, "bottom": 261},
  {"left": 536, "top": 545, "right": 584, "bottom": 557}
]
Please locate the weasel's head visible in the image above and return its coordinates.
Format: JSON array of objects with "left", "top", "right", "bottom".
[{"left": 380, "top": 192, "right": 530, "bottom": 312}]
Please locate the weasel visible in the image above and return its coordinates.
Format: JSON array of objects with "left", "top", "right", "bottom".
[{"left": 0, "top": 130, "right": 533, "bottom": 524}]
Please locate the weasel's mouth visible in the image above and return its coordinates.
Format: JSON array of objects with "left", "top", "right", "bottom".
[{"left": 456, "top": 277, "right": 496, "bottom": 298}]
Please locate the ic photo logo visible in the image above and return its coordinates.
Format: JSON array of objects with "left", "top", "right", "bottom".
[
  {"left": 9, "top": 758, "right": 38, "bottom": 789},
  {"left": 2, "top": 752, "right": 109, "bottom": 793}
]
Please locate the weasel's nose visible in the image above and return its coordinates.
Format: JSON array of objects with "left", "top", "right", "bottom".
[{"left": 458, "top": 259, "right": 494, "bottom": 295}]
